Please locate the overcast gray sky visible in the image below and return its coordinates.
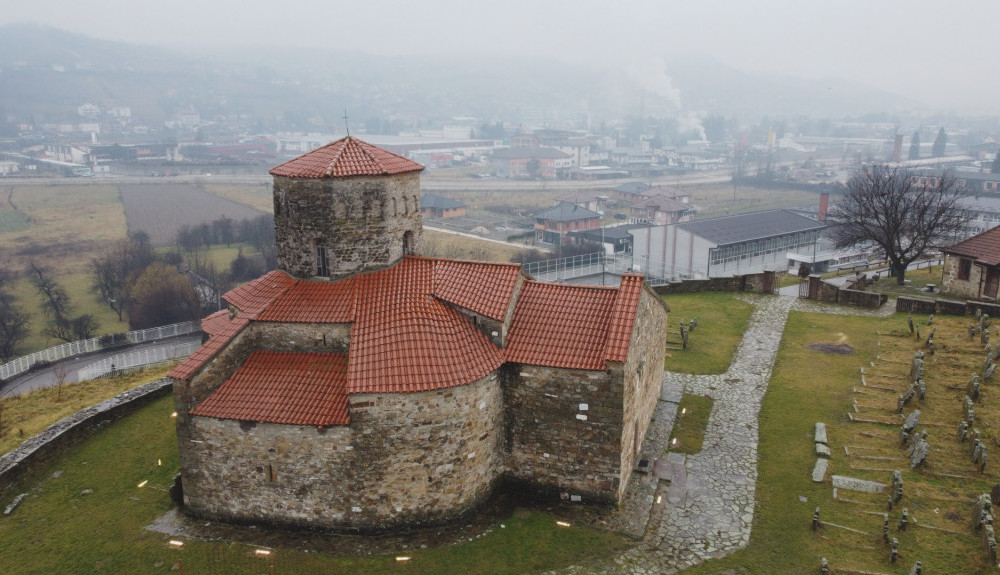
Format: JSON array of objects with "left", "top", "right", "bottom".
[{"left": 3, "top": 0, "right": 998, "bottom": 115}]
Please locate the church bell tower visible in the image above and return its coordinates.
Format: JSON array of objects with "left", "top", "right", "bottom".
[{"left": 269, "top": 137, "right": 425, "bottom": 280}]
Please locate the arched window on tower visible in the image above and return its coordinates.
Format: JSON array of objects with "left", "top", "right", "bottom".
[
  {"left": 391, "top": 197, "right": 397, "bottom": 216},
  {"left": 402, "top": 231, "right": 414, "bottom": 255},
  {"left": 315, "top": 242, "right": 330, "bottom": 277},
  {"left": 403, "top": 196, "right": 409, "bottom": 215}
]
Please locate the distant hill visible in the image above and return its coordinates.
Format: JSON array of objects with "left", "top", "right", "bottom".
[{"left": 0, "top": 23, "right": 917, "bottom": 130}]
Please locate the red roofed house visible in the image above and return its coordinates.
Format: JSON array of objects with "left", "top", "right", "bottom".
[
  {"left": 170, "top": 137, "right": 667, "bottom": 532},
  {"left": 941, "top": 226, "right": 1000, "bottom": 300}
]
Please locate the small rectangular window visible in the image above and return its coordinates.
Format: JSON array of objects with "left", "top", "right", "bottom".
[
  {"left": 315, "top": 244, "right": 330, "bottom": 277},
  {"left": 959, "top": 258, "right": 972, "bottom": 280}
]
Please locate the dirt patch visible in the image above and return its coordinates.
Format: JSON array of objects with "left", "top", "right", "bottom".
[{"left": 809, "top": 343, "right": 855, "bottom": 354}]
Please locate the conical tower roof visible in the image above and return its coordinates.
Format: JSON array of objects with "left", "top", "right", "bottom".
[{"left": 269, "top": 136, "right": 424, "bottom": 179}]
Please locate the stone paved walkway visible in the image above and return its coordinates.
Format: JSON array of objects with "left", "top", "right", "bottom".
[
  {"left": 549, "top": 293, "right": 908, "bottom": 574},
  {"left": 550, "top": 294, "right": 796, "bottom": 574}
]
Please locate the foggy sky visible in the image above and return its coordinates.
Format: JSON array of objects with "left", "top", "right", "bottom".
[{"left": 3, "top": 0, "right": 998, "bottom": 116}]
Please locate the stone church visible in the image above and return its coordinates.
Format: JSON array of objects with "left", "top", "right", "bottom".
[{"left": 169, "top": 137, "right": 668, "bottom": 532}]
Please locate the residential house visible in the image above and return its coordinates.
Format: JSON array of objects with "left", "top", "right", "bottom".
[
  {"left": 421, "top": 194, "right": 467, "bottom": 218},
  {"left": 941, "top": 226, "right": 1000, "bottom": 300},
  {"left": 912, "top": 169, "right": 1000, "bottom": 194},
  {"left": 534, "top": 202, "right": 602, "bottom": 244},
  {"left": 553, "top": 191, "right": 609, "bottom": 214}
]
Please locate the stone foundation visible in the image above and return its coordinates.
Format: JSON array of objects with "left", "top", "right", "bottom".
[{"left": 179, "top": 373, "right": 504, "bottom": 531}]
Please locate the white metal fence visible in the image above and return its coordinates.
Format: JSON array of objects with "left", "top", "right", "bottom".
[
  {"left": 76, "top": 341, "right": 201, "bottom": 381},
  {"left": 0, "top": 320, "right": 200, "bottom": 381}
]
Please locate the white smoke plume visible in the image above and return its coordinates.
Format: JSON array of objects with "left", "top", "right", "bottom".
[{"left": 627, "top": 57, "right": 706, "bottom": 142}]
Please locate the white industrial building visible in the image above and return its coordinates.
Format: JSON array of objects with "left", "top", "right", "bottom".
[{"left": 630, "top": 209, "right": 827, "bottom": 280}]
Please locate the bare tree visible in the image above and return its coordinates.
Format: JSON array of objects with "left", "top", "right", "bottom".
[
  {"left": 28, "top": 261, "right": 100, "bottom": 342},
  {"left": 0, "top": 292, "right": 30, "bottom": 361},
  {"left": 28, "top": 260, "right": 72, "bottom": 320},
  {"left": 830, "top": 164, "right": 970, "bottom": 285},
  {"left": 91, "top": 236, "right": 156, "bottom": 321}
]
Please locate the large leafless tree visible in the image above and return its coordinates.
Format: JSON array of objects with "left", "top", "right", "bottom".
[{"left": 830, "top": 164, "right": 970, "bottom": 285}]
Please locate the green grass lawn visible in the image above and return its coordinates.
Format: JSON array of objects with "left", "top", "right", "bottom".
[
  {"left": 682, "top": 310, "right": 995, "bottom": 574},
  {"left": 6, "top": 272, "right": 130, "bottom": 355},
  {"left": 660, "top": 292, "right": 754, "bottom": 375},
  {"left": 0, "top": 395, "right": 628, "bottom": 574},
  {"left": 680, "top": 310, "right": 881, "bottom": 574},
  {"left": 0, "top": 365, "right": 173, "bottom": 455}
]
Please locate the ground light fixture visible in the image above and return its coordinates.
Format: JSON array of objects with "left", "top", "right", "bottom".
[
  {"left": 556, "top": 521, "right": 571, "bottom": 527},
  {"left": 168, "top": 540, "right": 184, "bottom": 548},
  {"left": 395, "top": 556, "right": 411, "bottom": 562},
  {"left": 254, "top": 549, "right": 271, "bottom": 556},
  {"left": 137, "top": 480, "right": 148, "bottom": 488}
]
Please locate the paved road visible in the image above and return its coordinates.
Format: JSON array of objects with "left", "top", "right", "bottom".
[
  {"left": 0, "top": 335, "right": 201, "bottom": 398},
  {"left": 2, "top": 169, "right": 735, "bottom": 193}
]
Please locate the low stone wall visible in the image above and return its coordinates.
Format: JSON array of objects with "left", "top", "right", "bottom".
[
  {"left": 895, "top": 297, "right": 936, "bottom": 314},
  {"left": 652, "top": 271, "right": 776, "bottom": 295},
  {"left": 837, "top": 288, "right": 888, "bottom": 308},
  {"left": 897, "top": 296, "right": 1000, "bottom": 317},
  {"left": 804, "top": 276, "right": 887, "bottom": 308},
  {"left": 936, "top": 300, "right": 967, "bottom": 316},
  {"left": 0, "top": 378, "right": 173, "bottom": 496}
]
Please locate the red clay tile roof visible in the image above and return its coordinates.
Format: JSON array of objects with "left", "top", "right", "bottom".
[
  {"left": 505, "top": 281, "right": 619, "bottom": 370},
  {"left": 431, "top": 258, "right": 523, "bottom": 320},
  {"left": 943, "top": 226, "right": 1000, "bottom": 266},
  {"left": 225, "top": 270, "right": 297, "bottom": 316},
  {"left": 191, "top": 351, "right": 349, "bottom": 426},
  {"left": 348, "top": 258, "right": 503, "bottom": 393},
  {"left": 176, "top": 256, "right": 646, "bottom": 414},
  {"left": 257, "top": 276, "right": 358, "bottom": 323},
  {"left": 604, "top": 274, "right": 643, "bottom": 363},
  {"left": 269, "top": 137, "right": 425, "bottom": 179},
  {"left": 169, "top": 313, "right": 250, "bottom": 380},
  {"left": 168, "top": 271, "right": 295, "bottom": 380}
]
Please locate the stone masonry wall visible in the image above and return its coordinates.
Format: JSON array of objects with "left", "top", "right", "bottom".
[
  {"left": 179, "top": 373, "right": 504, "bottom": 531},
  {"left": 619, "top": 285, "right": 668, "bottom": 499},
  {"left": 941, "top": 254, "right": 986, "bottom": 300},
  {"left": 836, "top": 288, "right": 887, "bottom": 308},
  {"left": 273, "top": 173, "right": 423, "bottom": 280},
  {"left": 651, "top": 271, "right": 775, "bottom": 295},
  {"left": 896, "top": 296, "right": 1000, "bottom": 317},
  {"left": 251, "top": 322, "right": 351, "bottom": 353},
  {"left": 503, "top": 364, "right": 624, "bottom": 505}
]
